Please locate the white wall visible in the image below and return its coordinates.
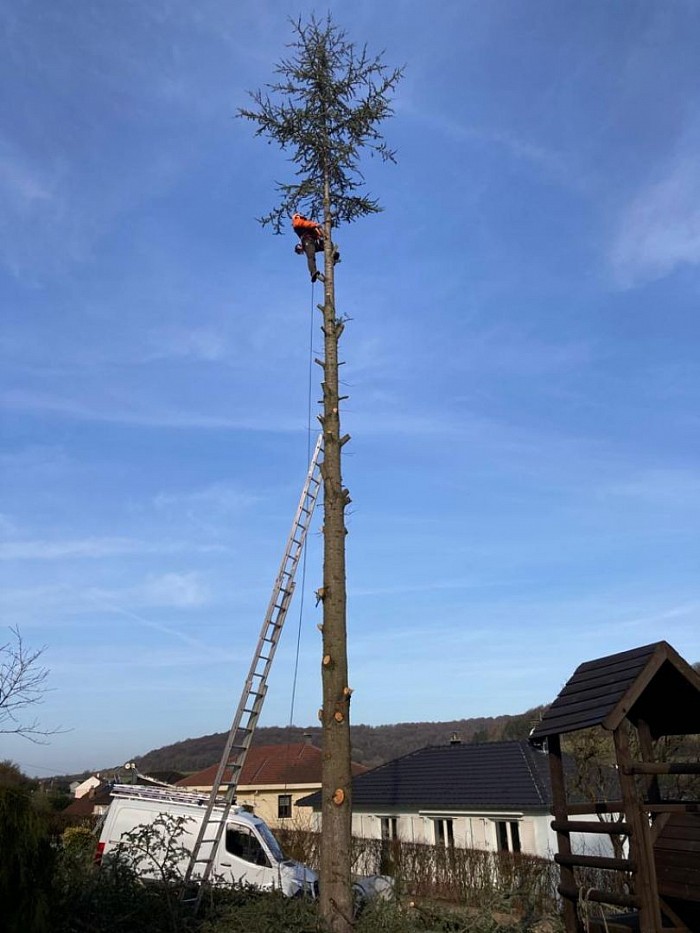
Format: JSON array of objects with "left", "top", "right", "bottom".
[
  {"left": 347, "top": 809, "right": 554, "bottom": 857},
  {"left": 305, "top": 806, "right": 623, "bottom": 860},
  {"left": 74, "top": 775, "right": 101, "bottom": 798}
]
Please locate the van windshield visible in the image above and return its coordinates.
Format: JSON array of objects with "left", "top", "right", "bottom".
[{"left": 254, "top": 820, "right": 285, "bottom": 863}]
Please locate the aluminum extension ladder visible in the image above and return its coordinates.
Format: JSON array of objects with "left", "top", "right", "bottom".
[{"left": 180, "top": 433, "right": 323, "bottom": 909}]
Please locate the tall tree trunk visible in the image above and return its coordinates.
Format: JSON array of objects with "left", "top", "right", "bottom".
[{"left": 318, "top": 178, "right": 353, "bottom": 933}]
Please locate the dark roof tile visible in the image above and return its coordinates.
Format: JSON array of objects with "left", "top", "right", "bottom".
[
  {"left": 298, "top": 740, "right": 555, "bottom": 811},
  {"left": 530, "top": 641, "right": 700, "bottom": 740}
]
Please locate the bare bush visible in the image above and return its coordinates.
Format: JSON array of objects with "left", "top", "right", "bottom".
[{"left": 0, "top": 626, "right": 61, "bottom": 742}]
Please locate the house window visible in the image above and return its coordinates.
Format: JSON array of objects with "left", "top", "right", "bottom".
[
  {"left": 380, "top": 816, "right": 400, "bottom": 875},
  {"left": 278, "top": 793, "right": 292, "bottom": 820},
  {"left": 434, "top": 818, "right": 454, "bottom": 848},
  {"left": 495, "top": 820, "right": 521, "bottom": 853}
]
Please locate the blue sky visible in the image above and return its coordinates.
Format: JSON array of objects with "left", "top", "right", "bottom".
[{"left": 2, "top": 1, "right": 699, "bottom": 778}]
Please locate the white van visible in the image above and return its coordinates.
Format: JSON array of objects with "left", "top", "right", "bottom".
[{"left": 96, "top": 784, "right": 318, "bottom": 897}]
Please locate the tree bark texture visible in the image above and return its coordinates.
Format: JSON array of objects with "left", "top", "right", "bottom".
[{"left": 318, "top": 193, "right": 353, "bottom": 933}]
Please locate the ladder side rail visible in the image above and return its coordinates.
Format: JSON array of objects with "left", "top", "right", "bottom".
[
  {"left": 181, "top": 435, "right": 323, "bottom": 898},
  {"left": 213, "top": 560, "right": 306, "bottom": 797},
  {"left": 187, "top": 583, "right": 298, "bottom": 892},
  {"left": 185, "top": 579, "right": 302, "bottom": 879},
  {"left": 183, "top": 582, "right": 297, "bottom": 881},
  {"left": 211, "top": 454, "right": 321, "bottom": 790}
]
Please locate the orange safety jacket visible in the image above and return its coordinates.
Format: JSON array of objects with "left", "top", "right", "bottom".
[{"left": 292, "top": 214, "right": 323, "bottom": 240}]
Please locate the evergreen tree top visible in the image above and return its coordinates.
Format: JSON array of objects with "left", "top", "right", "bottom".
[{"left": 238, "top": 14, "right": 403, "bottom": 232}]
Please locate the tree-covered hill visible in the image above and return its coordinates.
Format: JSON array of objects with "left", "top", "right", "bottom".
[{"left": 134, "top": 706, "right": 547, "bottom": 774}]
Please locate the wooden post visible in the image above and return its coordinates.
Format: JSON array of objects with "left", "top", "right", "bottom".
[
  {"left": 637, "top": 719, "right": 661, "bottom": 806},
  {"left": 614, "top": 723, "right": 662, "bottom": 933},
  {"left": 547, "top": 733, "right": 582, "bottom": 933}
]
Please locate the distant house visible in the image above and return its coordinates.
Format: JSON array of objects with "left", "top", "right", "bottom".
[
  {"left": 63, "top": 770, "right": 186, "bottom": 820},
  {"left": 176, "top": 742, "right": 367, "bottom": 830},
  {"left": 63, "top": 781, "right": 114, "bottom": 819},
  {"left": 297, "top": 739, "right": 612, "bottom": 860},
  {"left": 72, "top": 774, "right": 102, "bottom": 799}
]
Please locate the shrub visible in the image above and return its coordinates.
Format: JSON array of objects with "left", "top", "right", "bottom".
[
  {"left": 50, "top": 813, "right": 194, "bottom": 933},
  {"left": 0, "top": 783, "right": 54, "bottom": 933}
]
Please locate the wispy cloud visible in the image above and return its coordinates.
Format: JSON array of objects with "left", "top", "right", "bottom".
[
  {"left": 612, "top": 601, "right": 700, "bottom": 631},
  {"left": 401, "top": 103, "right": 579, "bottom": 189},
  {"left": 610, "top": 155, "right": 700, "bottom": 287},
  {"left": 144, "top": 326, "right": 230, "bottom": 362},
  {"left": 0, "top": 513, "right": 18, "bottom": 536},
  {"left": 454, "top": 326, "right": 593, "bottom": 377},
  {"left": 88, "top": 571, "right": 210, "bottom": 609},
  {"left": 82, "top": 591, "right": 219, "bottom": 655},
  {"left": 351, "top": 576, "right": 526, "bottom": 598},
  {"left": 0, "top": 153, "right": 53, "bottom": 205},
  {"left": 603, "top": 468, "right": 700, "bottom": 508},
  {"left": 0, "top": 388, "right": 290, "bottom": 431},
  {"left": 0, "top": 536, "right": 223, "bottom": 561},
  {"left": 154, "top": 482, "right": 259, "bottom": 514}
]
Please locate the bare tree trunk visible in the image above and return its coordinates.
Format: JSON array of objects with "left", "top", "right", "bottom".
[{"left": 318, "top": 178, "right": 354, "bottom": 933}]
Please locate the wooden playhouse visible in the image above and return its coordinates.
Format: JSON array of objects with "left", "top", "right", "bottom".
[{"left": 530, "top": 640, "right": 700, "bottom": 932}]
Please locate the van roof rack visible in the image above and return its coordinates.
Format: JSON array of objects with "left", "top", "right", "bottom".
[{"left": 110, "top": 783, "right": 237, "bottom": 811}]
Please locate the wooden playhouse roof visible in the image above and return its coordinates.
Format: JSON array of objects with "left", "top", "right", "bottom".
[{"left": 530, "top": 640, "right": 700, "bottom": 741}]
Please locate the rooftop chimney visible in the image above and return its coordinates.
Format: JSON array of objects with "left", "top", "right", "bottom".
[{"left": 450, "top": 732, "right": 461, "bottom": 745}]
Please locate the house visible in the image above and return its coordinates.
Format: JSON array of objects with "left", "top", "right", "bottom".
[
  {"left": 63, "top": 781, "right": 114, "bottom": 818},
  {"left": 297, "top": 738, "right": 610, "bottom": 860},
  {"left": 72, "top": 774, "right": 102, "bottom": 798},
  {"left": 63, "top": 770, "right": 185, "bottom": 820},
  {"left": 176, "top": 742, "right": 367, "bottom": 830}
]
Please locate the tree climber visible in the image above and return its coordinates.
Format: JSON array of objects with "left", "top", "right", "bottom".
[{"left": 292, "top": 213, "right": 339, "bottom": 283}]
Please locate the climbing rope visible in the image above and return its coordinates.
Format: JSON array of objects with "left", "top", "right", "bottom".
[{"left": 287, "top": 278, "right": 318, "bottom": 730}]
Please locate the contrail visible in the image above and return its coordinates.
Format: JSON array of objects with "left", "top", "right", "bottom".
[{"left": 84, "top": 592, "right": 232, "bottom": 659}]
